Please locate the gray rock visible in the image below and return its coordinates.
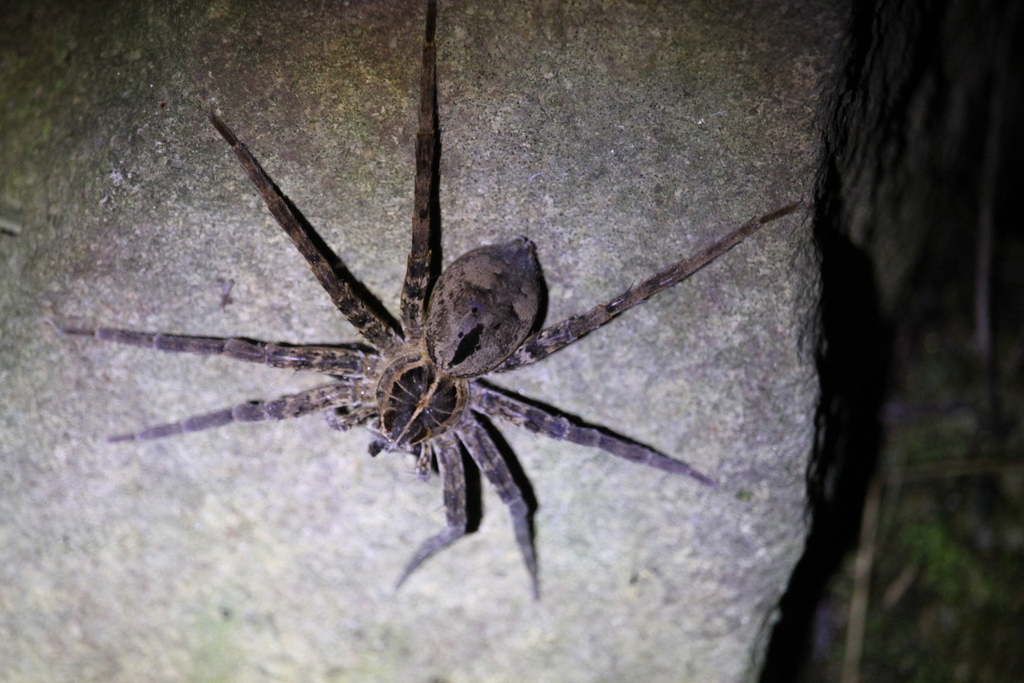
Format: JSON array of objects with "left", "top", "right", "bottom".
[{"left": 0, "top": 0, "right": 837, "bottom": 680}]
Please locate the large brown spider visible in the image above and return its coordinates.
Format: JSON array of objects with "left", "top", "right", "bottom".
[{"left": 58, "top": 0, "right": 796, "bottom": 598}]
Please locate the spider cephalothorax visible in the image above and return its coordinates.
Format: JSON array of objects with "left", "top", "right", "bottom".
[
  {"left": 59, "top": 0, "right": 796, "bottom": 598},
  {"left": 376, "top": 238, "right": 541, "bottom": 451}
]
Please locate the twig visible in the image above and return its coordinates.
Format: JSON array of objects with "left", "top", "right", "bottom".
[
  {"left": 974, "top": 1, "right": 1018, "bottom": 433},
  {"left": 841, "top": 473, "right": 883, "bottom": 683}
]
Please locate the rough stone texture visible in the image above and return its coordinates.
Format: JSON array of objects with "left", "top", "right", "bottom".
[{"left": 0, "top": 1, "right": 837, "bottom": 681}]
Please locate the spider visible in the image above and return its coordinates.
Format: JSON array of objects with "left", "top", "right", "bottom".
[{"left": 58, "top": 0, "right": 797, "bottom": 598}]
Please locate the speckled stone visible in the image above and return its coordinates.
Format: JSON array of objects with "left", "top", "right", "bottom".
[{"left": 0, "top": 1, "right": 837, "bottom": 681}]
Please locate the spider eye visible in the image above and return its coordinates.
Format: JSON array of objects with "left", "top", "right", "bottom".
[{"left": 425, "top": 237, "right": 541, "bottom": 378}]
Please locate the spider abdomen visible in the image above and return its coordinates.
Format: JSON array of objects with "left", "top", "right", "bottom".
[
  {"left": 376, "top": 350, "right": 468, "bottom": 447},
  {"left": 424, "top": 238, "right": 541, "bottom": 378}
]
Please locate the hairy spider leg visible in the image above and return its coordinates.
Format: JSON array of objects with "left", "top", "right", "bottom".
[
  {"left": 54, "top": 325, "right": 375, "bottom": 375},
  {"left": 495, "top": 203, "right": 801, "bottom": 372},
  {"left": 53, "top": 324, "right": 378, "bottom": 441},
  {"left": 457, "top": 416, "right": 540, "bottom": 600},
  {"left": 324, "top": 404, "right": 379, "bottom": 433},
  {"left": 400, "top": 0, "right": 438, "bottom": 340},
  {"left": 106, "top": 381, "right": 370, "bottom": 443},
  {"left": 208, "top": 113, "right": 401, "bottom": 352},
  {"left": 395, "top": 432, "right": 469, "bottom": 589},
  {"left": 474, "top": 383, "right": 716, "bottom": 486}
]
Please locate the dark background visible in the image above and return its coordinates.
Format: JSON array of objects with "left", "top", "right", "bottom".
[{"left": 763, "top": 0, "right": 1024, "bottom": 680}]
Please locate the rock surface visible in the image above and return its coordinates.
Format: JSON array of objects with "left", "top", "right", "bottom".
[{"left": 0, "top": 1, "right": 837, "bottom": 680}]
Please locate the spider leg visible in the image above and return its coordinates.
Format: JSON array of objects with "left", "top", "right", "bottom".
[
  {"left": 456, "top": 415, "right": 540, "bottom": 600},
  {"left": 399, "top": 0, "right": 439, "bottom": 341},
  {"left": 54, "top": 324, "right": 375, "bottom": 375},
  {"left": 107, "top": 381, "right": 366, "bottom": 443},
  {"left": 323, "top": 404, "right": 377, "bottom": 432},
  {"left": 395, "top": 432, "right": 468, "bottom": 589},
  {"left": 494, "top": 203, "right": 800, "bottom": 372},
  {"left": 473, "top": 383, "right": 716, "bottom": 487},
  {"left": 208, "top": 113, "right": 401, "bottom": 351}
]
